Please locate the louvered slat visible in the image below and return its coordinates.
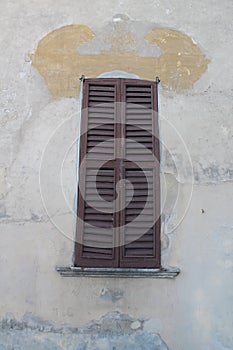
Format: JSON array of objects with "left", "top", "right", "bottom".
[
  {"left": 125, "top": 85, "right": 153, "bottom": 161},
  {"left": 122, "top": 168, "right": 155, "bottom": 257},
  {"left": 86, "top": 83, "right": 116, "bottom": 160},
  {"left": 82, "top": 168, "right": 115, "bottom": 257}
]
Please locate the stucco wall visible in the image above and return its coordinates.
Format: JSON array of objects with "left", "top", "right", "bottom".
[{"left": 0, "top": 1, "right": 233, "bottom": 349}]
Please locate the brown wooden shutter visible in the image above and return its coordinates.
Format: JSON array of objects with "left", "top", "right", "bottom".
[
  {"left": 119, "top": 80, "right": 160, "bottom": 268},
  {"left": 75, "top": 78, "right": 160, "bottom": 268},
  {"left": 75, "top": 79, "right": 120, "bottom": 267}
]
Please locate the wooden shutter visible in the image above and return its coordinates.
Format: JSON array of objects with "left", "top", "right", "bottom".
[
  {"left": 75, "top": 78, "right": 160, "bottom": 268},
  {"left": 119, "top": 80, "right": 160, "bottom": 267},
  {"left": 75, "top": 79, "right": 120, "bottom": 267}
]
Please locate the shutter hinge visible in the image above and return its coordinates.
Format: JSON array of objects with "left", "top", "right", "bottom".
[{"left": 79, "top": 75, "right": 86, "bottom": 82}]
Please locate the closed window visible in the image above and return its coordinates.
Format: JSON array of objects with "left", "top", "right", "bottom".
[{"left": 75, "top": 78, "right": 161, "bottom": 268}]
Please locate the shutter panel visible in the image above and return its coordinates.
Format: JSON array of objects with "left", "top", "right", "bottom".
[
  {"left": 75, "top": 79, "right": 120, "bottom": 267},
  {"left": 120, "top": 80, "right": 161, "bottom": 268}
]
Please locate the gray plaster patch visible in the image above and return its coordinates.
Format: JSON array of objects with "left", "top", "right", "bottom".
[
  {"left": 77, "top": 15, "right": 162, "bottom": 57},
  {"left": 0, "top": 202, "right": 6, "bottom": 218},
  {"left": 0, "top": 330, "right": 168, "bottom": 350},
  {"left": 0, "top": 312, "right": 169, "bottom": 350},
  {"left": 144, "top": 319, "right": 162, "bottom": 333},
  {"left": 100, "top": 287, "right": 124, "bottom": 303},
  {"left": 0, "top": 168, "right": 8, "bottom": 200},
  {"left": 80, "top": 312, "right": 134, "bottom": 335}
]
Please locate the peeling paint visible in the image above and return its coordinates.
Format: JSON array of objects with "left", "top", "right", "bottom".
[
  {"left": 0, "top": 313, "right": 169, "bottom": 350},
  {"left": 0, "top": 202, "right": 6, "bottom": 218},
  {"left": 100, "top": 287, "right": 124, "bottom": 303},
  {"left": 0, "top": 168, "right": 9, "bottom": 200},
  {"left": 145, "top": 28, "right": 210, "bottom": 91},
  {"left": 31, "top": 18, "right": 209, "bottom": 99}
]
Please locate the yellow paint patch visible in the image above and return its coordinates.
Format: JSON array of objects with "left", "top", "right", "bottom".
[
  {"left": 31, "top": 24, "right": 210, "bottom": 99},
  {"left": 145, "top": 28, "right": 210, "bottom": 90},
  {"left": 30, "top": 25, "right": 95, "bottom": 99}
]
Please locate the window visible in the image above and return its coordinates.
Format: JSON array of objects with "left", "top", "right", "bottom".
[{"left": 74, "top": 78, "right": 160, "bottom": 268}]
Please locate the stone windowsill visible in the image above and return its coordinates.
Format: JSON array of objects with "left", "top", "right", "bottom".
[{"left": 56, "top": 266, "right": 180, "bottom": 278}]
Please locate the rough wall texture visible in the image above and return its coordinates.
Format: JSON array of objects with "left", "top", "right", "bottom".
[
  {"left": 0, "top": 312, "right": 168, "bottom": 350},
  {"left": 0, "top": 1, "right": 233, "bottom": 350}
]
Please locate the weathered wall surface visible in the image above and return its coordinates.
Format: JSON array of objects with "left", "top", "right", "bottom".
[{"left": 0, "top": 1, "right": 233, "bottom": 349}]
